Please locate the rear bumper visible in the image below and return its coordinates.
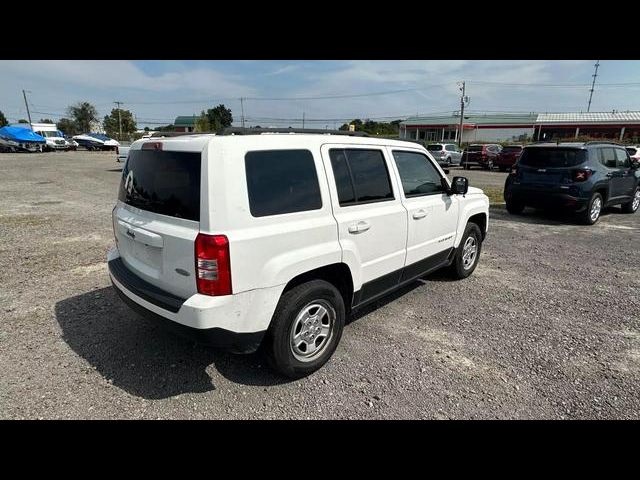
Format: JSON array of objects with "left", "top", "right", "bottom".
[
  {"left": 505, "top": 185, "right": 589, "bottom": 211},
  {"left": 107, "top": 248, "right": 281, "bottom": 353}
]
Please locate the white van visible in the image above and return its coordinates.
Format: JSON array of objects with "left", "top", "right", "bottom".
[
  {"left": 108, "top": 130, "right": 489, "bottom": 377},
  {"left": 31, "top": 123, "right": 69, "bottom": 151}
]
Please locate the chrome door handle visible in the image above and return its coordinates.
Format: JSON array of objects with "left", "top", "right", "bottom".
[
  {"left": 348, "top": 221, "right": 371, "bottom": 234},
  {"left": 412, "top": 209, "right": 428, "bottom": 220}
]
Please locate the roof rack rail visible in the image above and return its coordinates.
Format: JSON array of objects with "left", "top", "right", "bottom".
[
  {"left": 584, "top": 140, "right": 623, "bottom": 146},
  {"left": 219, "top": 127, "right": 369, "bottom": 137},
  {"left": 150, "top": 131, "right": 215, "bottom": 138}
]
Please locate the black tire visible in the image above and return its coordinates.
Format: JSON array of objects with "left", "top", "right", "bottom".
[
  {"left": 263, "top": 280, "right": 345, "bottom": 378},
  {"left": 449, "top": 223, "right": 483, "bottom": 279},
  {"left": 579, "top": 191, "right": 603, "bottom": 225},
  {"left": 621, "top": 186, "right": 640, "bottom": 214},
  {"left": 506, "top": 200, "right": 525, "bottom": 214},
  {"left": 499, "top": 166, "right": 507, "bottom": 172}
]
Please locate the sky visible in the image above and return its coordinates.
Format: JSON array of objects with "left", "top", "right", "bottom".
[{"left": 2, "top": 60, "right": 640, "bottom": 129}]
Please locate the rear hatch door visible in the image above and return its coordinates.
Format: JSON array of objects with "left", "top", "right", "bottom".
[
  {"left": 515, "top": 147, "right": 586, "bottom": 189},
  {"left": 113, "top": 145, "right": 202, "bottom": 299}
]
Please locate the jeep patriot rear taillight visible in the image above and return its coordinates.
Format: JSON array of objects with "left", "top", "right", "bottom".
[{"left": 195, "top": 233, "right": 232, "bottom": 296}]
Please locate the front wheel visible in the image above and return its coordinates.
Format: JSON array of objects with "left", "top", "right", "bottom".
[
  {"left": 580, "top": 192, "right": 603, "bottom": 225},
  {"left": 263, "top": 280, "right": 345, "bottom": 378},
  {"left": 448, "top": 223, "right": 482, "bottom": 279},
  {"left": 506, "top": 200, "right": 525, "bottom": 214},
  {"left": 621, "top": 187, "right": 640, "bottom": 213}
]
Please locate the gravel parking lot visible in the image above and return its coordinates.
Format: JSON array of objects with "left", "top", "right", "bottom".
[{"left": 1, "top": 151, "right": 639, "bottom": 419}]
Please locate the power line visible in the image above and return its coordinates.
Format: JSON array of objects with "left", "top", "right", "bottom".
[{"left": 468, "top": 79, "right": 640, "bottom": 88}]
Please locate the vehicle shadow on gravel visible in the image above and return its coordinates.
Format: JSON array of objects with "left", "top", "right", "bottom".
[
  {"left": 55, "top": 287, "right": 290, "bottom": 399},
  {"left": 106, "top": 168, "right": 123, "bottom": 172},
  {"left": 489, "top": 204, "right": 618, "bottom": 226}
]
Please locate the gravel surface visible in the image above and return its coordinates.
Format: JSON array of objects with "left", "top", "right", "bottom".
[{"left": 1, "top": 151, "right": 639, "bottom": 419}]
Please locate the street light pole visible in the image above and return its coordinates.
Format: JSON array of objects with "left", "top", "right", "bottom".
[{"left": 114, "top": 101, "right": 123, "bottom": 140}]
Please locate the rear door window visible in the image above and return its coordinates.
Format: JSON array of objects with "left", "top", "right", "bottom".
[
  {"left": 601, "top": 148, "right": 617, "bottom": 168},
  {"left": 329, "top": 149, "right": 394, "bottom": 206},
  {"left": 118, "top": 149, "right": 201, "bottom": 221},
  {"left": 245, "top": 149, "right": 322, "bottom": 217}
]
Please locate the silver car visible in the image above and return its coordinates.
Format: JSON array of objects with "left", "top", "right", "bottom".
[{"left": 426, "top": 143, "right": 463, "bottom": 166}]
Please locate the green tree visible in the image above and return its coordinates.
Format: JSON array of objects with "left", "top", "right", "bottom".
[
  {"left": 0, "top": 110, "right": 7, "bottom": 127},
  {"left": 103, "top": 108, "right": 137, "bottom": 140},
  {"left": 18, "top": 119, "right": 29, "bottom": 123},
  {"left": 39, "top": 118, "right": 55, "bottom": 124},
  {"left": 206, "top": 104, "right": 233, "bottom": 131},
  {"left": 57, "top": 118, "right": 78, "bottom": 136},
  {"left": 194, "top": 111, "right": 211, "bottom": 132},
  {"left": 66, "top": 101, "right": 98, "bottom": 133}
]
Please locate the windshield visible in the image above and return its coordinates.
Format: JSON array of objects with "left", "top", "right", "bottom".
[
  {"left": 40, "top": 131, "right": 63, "bottom": 138},
  {"left": 426, "top": 145, "right": 443, "bottom": 151},
  {"left": 519, "top": 148, "right": 587, "bottom": 168},
  {"left": 502, "top": 146, "right": 522, "bottom": 153},
  {"left": 118, "top": 149, "right": 202, "bottom": 221}
]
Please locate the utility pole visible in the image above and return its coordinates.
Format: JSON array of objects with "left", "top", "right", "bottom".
[
  {"left": 22, "top": 90, "right": 33, "bottom": 129},
  {"left": 302, "top": 111, "right": 305, "bottom": 129},
  {"left": 114, "top": 101, "right": 123, "bottom": 140},
  {"left": 457, "top": 81, "right": 466, "bottom": 148},
  {"left": 587, "top": 60, "right": 600, "bottom": 112},
  {"left": 240, "top": 97, "right": 245, "bottom": 128}
]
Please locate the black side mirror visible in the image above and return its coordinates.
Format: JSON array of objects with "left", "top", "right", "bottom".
[{"left": 450, "top": 176, "right": 469, "bottom": 195}]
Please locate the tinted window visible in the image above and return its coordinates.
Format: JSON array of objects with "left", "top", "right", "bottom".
[
  {"left": 118, "top": 149, "right": 201, "bottom": 221},
  {"left": 626, "top": 147, "right": 637, "bottom": 156},
  {"left": 245, "top": 149, "right": 322, "bottom": 217},
  {"left": 502, "top": 146, "right": 522, "bottom": 153},
  {"left": 426, "top": 144, "right": 443, "bottom": 151},
  {"left": 328, "top": 149, "right": 356, "bottom": 205},
  {"left": 601, "top": 148, "right": 617, "bottom": 168},
  {"left": 329, "top": 149, "right": 394, "bottom": 206},
  {"left": 615, "top": 148, "right": 630, "bottom": 168},
  {"left": 445, "top": 144, "right": 457, "bottom": 151},
  {"left": 393, "top": 151, "right": 444, "bottom": 196},
  {"left": 519, "top": 148, "right": 587, "bottom": 168},
  {"left": 467, "top": 145, "right": 483, "bottom": 152}
]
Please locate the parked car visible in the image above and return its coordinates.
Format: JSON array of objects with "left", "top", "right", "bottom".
[
  {"left": 495, "top": 145, "right": 523, "bottom": 172},
  {"left": 65, "top": 137, "right": 79, "bottom": 151},
  {"left": 462, "top": 144, "right": 502, "bottom": 170},
  {"left": 116, "top": 145, "right": 130, "bottom": 163},
  {"left": 426, "top": 143, "right": 462, "bottom": 167},
  {"left": 504, "top": 142, "right": 640, "bottom": 224},
  {"left": 108, "top": 130, "right": 489, "bottom": 378},
  {"left": 626, "top": 145, "right": 640, "bottom": 163}
]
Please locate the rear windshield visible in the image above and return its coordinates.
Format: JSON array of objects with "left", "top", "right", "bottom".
[
  {"left": 467, "top": 145, "right": 483, "bottom": 151},
  {"left": 118, "top": 149, "right": 201, "bottom": 221},
  {"left": 426, "top": 144, "right": 443, "bottom": 151},
  {"left": 519, "top": 148, "right": 587, "bottom": 168},
  {"left": 626, "top": 147, "right": 637, "bottom": 156},
  {"left": 502, "top": 146, "right": 522, "bottom": 153}
]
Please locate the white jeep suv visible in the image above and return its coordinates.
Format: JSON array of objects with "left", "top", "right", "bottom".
[{"left": 108, "top": 130, "right": 489, "bottom": 378}]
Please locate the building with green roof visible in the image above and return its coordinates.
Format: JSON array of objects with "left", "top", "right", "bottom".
[{"left": 174, "top": 115, "right": 198, "bottom": 132}]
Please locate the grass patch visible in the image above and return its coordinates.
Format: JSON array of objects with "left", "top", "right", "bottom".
[{"left": 481, "top": 186, "right": 504, "bottom": 205}]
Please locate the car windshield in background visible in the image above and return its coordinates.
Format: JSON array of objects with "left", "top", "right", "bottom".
[
  {"left": 519, "top": 148, "right": 587, "bottom": 168},
  {"left": 42, "top": 131, "right": 62, "bottom": 137},
  {"left": 467, "top": 145, "right": 483, "bottom": 151},
  {"left": 118, "top": 149, "right": 201, "bottom": 221},
  {"left": 502, "top": 146, "right": 522, "bottom": 153},
  {"left": 426, "top": 145, "right": 443, "bottom": 151}
]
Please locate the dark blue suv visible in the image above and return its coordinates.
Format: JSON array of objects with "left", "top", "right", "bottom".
[{"left": 504, "top": 142, "right": 640, "bottom": 224}]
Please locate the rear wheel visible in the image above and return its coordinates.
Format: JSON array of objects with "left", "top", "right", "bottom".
[
  {"left": 621, "top": 187, "right": 640, "bottom": 214},
  {"left": 506, "top": 200, "right": 525, "bottom": 214},
  {"left": 580, "top": 192, "right": 603, "bottom": 225},
  {"left": 263, "top": 280, "right": 345, "bottom": 378},
  {"left": 449, "top": 223, "right": 482, "bottom": 279}
]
